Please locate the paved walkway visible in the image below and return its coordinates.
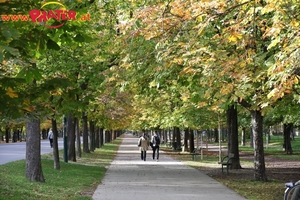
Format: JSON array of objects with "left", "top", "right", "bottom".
[{"left": 92, "top": 133, "right": 247, "bottom": 200}]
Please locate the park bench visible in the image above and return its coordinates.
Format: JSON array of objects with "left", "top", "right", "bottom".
[
  {"left": 191, "top": 147, "right": 202, "bottom": 161},
  {"left": 218, "top": 153, "right": 235, "bottom": 174}
]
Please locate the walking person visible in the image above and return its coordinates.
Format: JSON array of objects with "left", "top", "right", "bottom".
[
  {"left": 48, "top": 128, "right": 53, "bottom": 148},
  {"left": 138, "top": 133, "right": 149, "bottom": 161},
  {"left": 151, "top": 132, "right": 160, "bottom": 161}
]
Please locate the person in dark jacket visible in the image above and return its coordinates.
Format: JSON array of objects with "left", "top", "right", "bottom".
[{"left": 151, "top": 132, "right": 160, "bottom": 161}]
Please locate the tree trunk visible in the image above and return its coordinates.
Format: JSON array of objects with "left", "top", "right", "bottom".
[
  {"left": 95, "top": 127, "right": 100, "bottom": 148},
  {"left": 51, "top": 118, "right": 60, "bottom": 170},
  {"left": 184, "top": 129, "right": 188, "bottom": 151},
  {"left": 41, "top": 129, "right": 47, "bottom": 139},
  {"left": 189, "top": 128, "right": 194, "bottom": 153},
  {"left": 226, "top": 105, "right": 241, "bottom": 169},
  {"left": 251, "top": 110, "right": 268, "bottom": 181},
  {"left": 82, "top": 112, "right": 90, "bottom": 153},
  {"left": 162, "top": 129, "right": 166, "bottom": 144},
  {"left": 67, "top": 113, "right": 76, "bottom": 162},
  {"left": 250, "top": 126, "right": 254, "bottom": 147},
  {"left": 112, "top": 129, "right": 116, "bottom": 140},
  {"left": 105, "top": 130, "right": 108, "bottom": 143},
  {"left": 283, "top": 123, "right": 293, "bottom": 154},
  {"left": 89, "top": 121, "right": 95, "bottom": 151},
  {"left": 172, "top": 127, "right": 180, "bottom": 150},
  {"left": 241, "top": 127, "right": 246, "bottom": 146},
  {"left": 12, "top": 129, "right": 17, "bottom": 142},
  {"left": 176, "top": 127, "right": 181, "bottom": 150},
  {"left": 99, "top": 128, "right": 104, "bottom": 147},
  {"left": 25, "top": 118, "right": 45, "bottom": 182},
  {"left": 214, "top": 128, "right": 218, "bottom": 143},
  {"left": 172, "top": 127, "right": 176, "bottom": 144},
  {"left": 75, "top": 118, "right": 82, "bottom": 157},
  {"left": 5, "top": 127, "right": 9, "bottom": 143}
]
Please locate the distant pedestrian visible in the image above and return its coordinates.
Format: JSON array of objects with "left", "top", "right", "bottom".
[
  {"left": 138, "top": 133, "right": 149, "bottom": 161},
  {"left": 48, "top": 128, "right": 53, "bottom": 148},
  {"left": 151, "top": 132, "right": 160, "bottom": 161}
]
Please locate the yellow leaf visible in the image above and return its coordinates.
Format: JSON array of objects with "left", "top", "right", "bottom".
[
  {"left": 267, "top": 88, "right": 279, "bottom": 99},
  {"left": 24, "top": 106, "right": 35, "bottom": 112},
  {"left": 108, "top": 76, "right": 116, "bottom": 82},
  {"left": 149, "top": 81, "right": 156, "bottom": 88},
  {"left": 295, "top": 77, "right": 299, "bottom": 84},
  {"left": 197, "top": 102, "right": 207, "bottom": 108},
  {"left": 23, "top": 99, "right": 30, "bottom": 106},
  {"left": 228, "top": 35, "right": 237, "bottom": 42},
  {"left": 6, "top": 87, "right": 18, "bottom": 98},
  {"left": 290, "top": 19, "right": 299, "bottom": 28}
]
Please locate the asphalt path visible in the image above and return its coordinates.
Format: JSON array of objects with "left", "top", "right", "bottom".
[
  {"left": 0, "top": 138, "right": 63, "bottom": 165},
  {"left": 92, "top": 133, "right": 246, "bottom": 200}
]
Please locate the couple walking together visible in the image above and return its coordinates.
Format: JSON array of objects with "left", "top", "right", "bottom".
[{"left": 138, "top": 132, "right": 160, "bottom": 161}]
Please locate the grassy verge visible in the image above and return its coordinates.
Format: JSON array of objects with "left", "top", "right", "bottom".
[{"left": 0, "top": 138, "right": 122, "bottom": 200}]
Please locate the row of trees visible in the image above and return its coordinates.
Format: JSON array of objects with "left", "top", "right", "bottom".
[
  {"left": 1, "top": 0, "right": 299, "bottom": 182},
  {"left": 110, "top": 0, "right": 299, "bottom": 182},
  {"left": 1, "top": 0, "right": 132, "bottom": 182}
]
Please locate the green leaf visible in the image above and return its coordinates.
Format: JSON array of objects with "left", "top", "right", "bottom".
[
  {"left": 2, "top": 45, "right": 19, "bottom": 56},
  {"left": 74, "top": 34, "right": 85, "bottom": 42},
  {"left": 0, "top": 51, "right": 3, "bottom": 62},
  {"left": 2, "top": 28, "right": 19, "bottom": 40},
  {"left": 47, "top": 39, "right": 60, "bottom": 50},
  {"left": 31, "top": 68, "right": 43, "bottom": 81}
]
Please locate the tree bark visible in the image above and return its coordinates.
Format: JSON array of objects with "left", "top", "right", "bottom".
[
  {"left": 51, "top": 118, "right": 60, "bottom": 170},
  {"left": 172, "top": 127, "right": 176, "bottom": 146},
  {"left": 41, "top": 129, "right": 47, "bottom": 139},
  {"left": 82, "top": 112, "right": 90, "bottom": 153},
  {"left": 214, "top": 128, "right": 218, "bottom": 143},
  {"left": 226, "top": 105, "right": 241, "bottom": 169},
  {"left": 184, "top": 129, "right": 188, "bottom": 151},
  {"left": 251, "top": 110, "right": 268, "bottom": 181},
  {"left": 89, "top": 121, "right": 95, "bottom": 151},
  {"left": 176, "top": 127, "right": 181, "bottom": 150},
  {"left": 67, "top": 112, "right": 76, "bottom": 162},
  {"left": 189, "top": 128, "right": 194, "bottom": 153},
  {"left": 75, "top": 117, "right": 82, "bottom": 157},
  {"left": 283, "top": 123, "right": 293, "bottom": 154},
  {"left": 250, "top": 126, "right": 254, "bottom": 147},
  {"left": 241, "top": 127, "right": 246, "bottom": 146},
  {"left": 95, "top": 127, "right": 100, "bottom": 148},
  {"left": 163, "top": 129, "right": 167, "bottom": 144},
  {"left": 99, "top": 128, "right": 104, "bottom": 147},
  {"left": 26, "top": 118, "right": 45, "bottom": 182},
  {"left": 5, "top": 127, "right": 9, "bottom": 143}
]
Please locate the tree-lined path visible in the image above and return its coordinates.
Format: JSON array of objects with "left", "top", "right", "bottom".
[{"left": 92, "top": 133, "right": 246, "bottom": 200}]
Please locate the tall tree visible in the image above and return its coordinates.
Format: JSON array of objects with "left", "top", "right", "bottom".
[
  {"left": 226, "top": 105, "right": 241, "bottom": 169},
  {"left": 26, "top": 118, "right": 44, "bottom": 182},
  {"left": 51, "top": 118, "right": 60, "bottom": 170}
]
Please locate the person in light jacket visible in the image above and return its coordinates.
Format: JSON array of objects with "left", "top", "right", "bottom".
[
  {"left": 48, "top": 128, "right": 53, "bottom": 148},
  {"left": 138, "top": 133, "right": 149, "bottom": 161}
]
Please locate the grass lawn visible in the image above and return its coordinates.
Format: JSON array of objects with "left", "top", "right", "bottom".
[{"left": 0, "top": 138, "right": 121, "bottom": 200}]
